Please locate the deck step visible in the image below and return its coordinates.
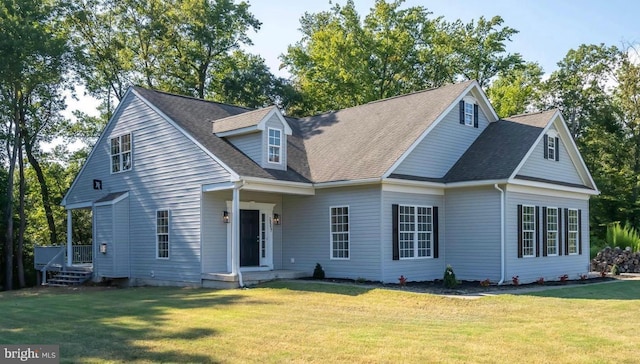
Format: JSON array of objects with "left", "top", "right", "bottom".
[{"left": 45, "top": 269, "right": 92, "bottom": 287}]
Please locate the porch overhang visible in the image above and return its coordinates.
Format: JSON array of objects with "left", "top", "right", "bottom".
[{"left": 202, "top": 177, "right": 314, "bottom": 195}]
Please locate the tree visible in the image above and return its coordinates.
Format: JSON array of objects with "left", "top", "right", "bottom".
[
  {"left": 486, "top": 62, "right": 543, "bottom": 118},
  {"left": 449, "top": 15, "right": 523, "bottom": 88}
]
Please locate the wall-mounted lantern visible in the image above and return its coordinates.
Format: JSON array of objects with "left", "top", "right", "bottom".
[
  {"left": 223, "top": 211, "right": 229, "bottom": 223},
  {"left": 273, "top": 213, "right": 281, "bottom": 225},
  {"left": 100, "top": 243, "right": 107, "bottom": 254}
]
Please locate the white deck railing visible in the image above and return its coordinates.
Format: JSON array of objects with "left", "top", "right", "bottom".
[{"left": 72, "top": 245, "right": 92, "bottom": 264}]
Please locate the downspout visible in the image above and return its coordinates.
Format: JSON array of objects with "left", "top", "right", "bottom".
[
  {"left": 232, "top": 182, "right": 244, "bottom": 287},
  {"left": 494, "top": 184, "right": 505, "bottom": 285}
]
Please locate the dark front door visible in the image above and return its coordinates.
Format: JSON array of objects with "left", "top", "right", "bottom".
[{"left": 240, "top": 209, "right": 260, "bottom": 267}]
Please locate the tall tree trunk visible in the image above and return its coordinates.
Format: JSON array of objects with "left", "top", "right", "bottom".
[
  {"left": 3, "top": 91, "right": 20, "bottom": 291},
  {"left": 22, "top": 133, "right": 57, "bottom": 246},
  {"left": 17, "top": 139, "right": 26, "bottom": 288}
]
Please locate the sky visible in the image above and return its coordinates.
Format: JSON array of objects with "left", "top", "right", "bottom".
[{"left": 68, "top": 0, "right": 640, "bottom": 116}]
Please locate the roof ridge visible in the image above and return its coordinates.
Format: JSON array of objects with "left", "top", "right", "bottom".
[
  {"left": 301, "top": 80, "right": 474, "bottom": 119},
  {"left": 133, "top": 85, "right": 254, "bottom": 111},
  {"left": 507, "top": 109, "right": 557, "bottom": 119},
  {"left": 212, "top": 105, "right": 276, "bottom": 124}
]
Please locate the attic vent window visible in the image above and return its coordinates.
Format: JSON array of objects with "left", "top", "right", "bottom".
[
  {"left": 543, "top": 134, "right": 559, "bottom": 161},
  {"left": 268, "top": 128, "right": 282, "bottom": 164},
  {"left": 459, "top": 99, "right": 479, "bottom": 128}
]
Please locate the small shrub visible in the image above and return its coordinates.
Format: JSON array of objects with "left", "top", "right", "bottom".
[
  {"left": 512, "top": 276, "right": 519, "bottom": 286},
  {"left": 536, "top": 277, "right": 545, "bottom": 285},
  {"left": 356, "top": 277, "right": 367, "bottom": 284},
  {"left": 443, "top": 265, "right": 458, "bottom": 289},
  {"left": 559, "top": 274, "right": 569, "bottom": 283},
  {"left": 579, "top": 274, "right": 588, "bottom": 281},
  {"left": 480, "top": 278, "right": 491, "bottom": 287},
  {"left": 398, "top": 275, "right": 407, "bottom": 287},
  {"left": 606, "top": 222, "right": 640, "bottom": 252},
  {"left": 611, "top": 264, "right": 620, "bottom": 276},
  {"left": 312, "top": 263, "right": 325, "bottom": 279},
  {"left": 600, "top": 269, "right": 607, "bottom": 278}
]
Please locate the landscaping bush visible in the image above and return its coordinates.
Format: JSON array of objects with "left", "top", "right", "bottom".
[
  {"left": 312, "top": 263, "right": 325, "bottom": 279},
  {"left": 443, "top": 265, "right": 458, "bottom": 289},
  {"left": 606, "top": 222, "right": 640, "bottom": 252}
]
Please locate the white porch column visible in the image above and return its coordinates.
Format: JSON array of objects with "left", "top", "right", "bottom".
[
  {"left": 231, "top": 184, "right": 240, "bottom": 276},
  {"left": 66, "top": 209, "right": 73, "bottom": 266}
]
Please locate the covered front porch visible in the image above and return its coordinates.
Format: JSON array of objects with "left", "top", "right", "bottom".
[
  {"left": 201, "top": 178, "right": 313, "bottom": 287},
  {"left": 34, "top": 244, "right": 93, "bottom": 285}
]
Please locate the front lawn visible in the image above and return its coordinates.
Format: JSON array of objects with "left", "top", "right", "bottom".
[{"left": 1, "top": 281, "right": 638, "bottom": 363}]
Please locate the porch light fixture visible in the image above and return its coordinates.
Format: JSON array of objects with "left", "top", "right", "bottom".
[
  {"left": 273, "top": 213, "right": 281, "bottom": 225},
  {"left": 223, "top": 211, "right": 229, "bottom": 223},
  {"left": 100, "top": 243, "right": 107, "bottom": 254}
]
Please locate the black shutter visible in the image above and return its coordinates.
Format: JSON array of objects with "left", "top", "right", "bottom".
[
  {"left": 578, "top": 209, "right": 583, "bottom": 255},
  {"left": 543, "top": 135, "right": 549, "bottom": 159},
  {"left": 459, "top": 100, "right": 465, "bottom": 124},
  {"left": 517, "top": 204, "right": 523, "bottom": 258},
  {"left": 557, "top": 209, "right": 563, "bottom": 256},
  {"left": 555, "top": 137, "right": 560, "bottom": 161},
  {"left": 392, "top": 204, "right": 399, "bottom": 260},
  {"left": 473, "top": 104, "right": 479, "bottom": 128},
  {"left": 542, "top": 207, "right": 548, "bottom": 257},
  {"left": 535, "top": 206, "right": 540, "bottom": 257},
  {"left": 564, "top": 208, "right": 569, "bottom": 254},
  {"left": 433, "top": 207, "right": 439, "bottom": 258}
]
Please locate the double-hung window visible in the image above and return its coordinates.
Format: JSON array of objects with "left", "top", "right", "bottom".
[
  {"left": 330, "top": 206, "right": 349, "bottom": 259},
  {"left": 111, "top": 133, "right": 132, "bottom": 173},
  {"left": 464, "top": 101, "right": 474, "bottom": 126},
  {"left": 567, "top": 209, "right": 579, "bottom": 254},
  {"left": 521, "top": 205, "right": 536, "bottom": 257},
  {"left": 156, "top": 210, "right": 170, "bottom": 259},
  {"left": 547, "top": 136, "right": 556, "bottom": 160},
  {"left": 399, "top": 205, "right": 433, "bottom": 259},
  {"left": 268, "top": 128, "right": 281, "bottom": 164},
  {"left": 546, "top": 207, "right": 558, "bottom": 255}
]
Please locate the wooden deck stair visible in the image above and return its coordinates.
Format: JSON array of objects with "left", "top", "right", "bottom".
[{"left": 47, "top": 267, "right": 93, "bottom": 287}]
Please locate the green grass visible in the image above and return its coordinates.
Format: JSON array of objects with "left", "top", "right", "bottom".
[{"left": 1, "top": 281, "right": 639, "bottom": 363}]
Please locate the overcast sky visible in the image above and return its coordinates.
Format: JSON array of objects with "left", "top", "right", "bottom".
[{"left": 69, "top": 0, "right": 640, "bottom": 116}]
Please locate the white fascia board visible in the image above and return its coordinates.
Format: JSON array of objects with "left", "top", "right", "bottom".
[
  {"left": 241, "top": 176, "right": 315, "bottom": 195},
  {"left": 215, "top": 126, "right": 259, "bottom": 137},
  {"left": 65, "top": 201, "right": 94, "bottom": 210},
  {"left": 257, "top": 107, "right": 293, "bottom": 135},
  {"left": 61, "top": 88, "right": 135, "bottom": 207},
  {"left": 202, "top": 181, "right": 236, "bottom": 192},
  {"left": 381, "top": 81, "right": 498, "bottom": 179},
  {"left": 506, "top": 182, "right": 596, "bottom": 200},
  {"left": 132, "top": 88, "right": 240, "bottom": 181},
  {"left": 445, "top": 179, "right": 509, "bottom": 188},
  {"left": 553, "top": 113, "right": 598, "bottom": 191},
  {"left": 313, "top": 178, "right": 381, "bottom": 189}
]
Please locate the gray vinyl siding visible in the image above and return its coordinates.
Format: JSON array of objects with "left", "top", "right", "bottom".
[
  {"left": 505, "top": 191, "right": 590, "bottom": 283},
  {"left": 65, "top": 93, "right": 233, "bottom": 284},
  {"left": 282, "top": 186, "right": 381, "bottom": 280},
  {"left": 261, "top": 113, "right": 287, "bottom": 171},
  {"left": 226, "top": 133, "right": 262, "bottom": 164},
  {"left": 381, "top": 191, "right": 445, "bottom": 283},
  {"left": 445, "top": 186, "right": 501, "bottom": 281},
  {"left": 393, "top": 96, "right": 490, "bottom": 178},
  {"left": 93, "top": 205, "right": 113, "bottom": 278},
  {"left": 518, "top": 126, "right": 584, "bottom": 185},
  {"left": 113, "top": 197, "right": 130, "bottom": 277}
]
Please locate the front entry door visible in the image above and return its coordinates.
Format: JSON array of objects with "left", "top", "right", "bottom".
[{"left": 240, "top": 209, "right": 260, "bottom": 267}]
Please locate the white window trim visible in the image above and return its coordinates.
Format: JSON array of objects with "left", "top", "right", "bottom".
[
  {"left": 330, "top": 205, "right": 350, "bottom": 260},
  {"left": 110, "top": 133, "right": 133, "bottom": 174},
  {"left": 398, "top": 204, "right": 434, "bottom": 260},
  {"left": 546, "top": 207, "right": 559, "bottom": 256},
  {"left": 464, "top": 101, "right": 474, "bottom": 126},
  {"left": 267, "top": 127, "right": 282, "bottom": 165},
  {"left": 521, "top": 204, "right": 536, "bottom": 258},
  {"left": 547, "top": 135, "right": 556, "bottom": 161},
  {"left": 567, "top": 208, "right": 579, "bottom": 255},
  {"left": 156, "top": 209, "right": 170, "bottom": 260}
]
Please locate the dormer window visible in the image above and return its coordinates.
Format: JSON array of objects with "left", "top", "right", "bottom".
[
  {"left": 543, "top": 134, "right": 559, "bottom": 161},
  {"left": 464, "top": 102, "right": 474, "bottom": 126},
  {"left": 268, "top": 128, "right": 282, "bottom": 164},
  {"left": 111, "top": 133, "right": 132, "bottom": 173}
]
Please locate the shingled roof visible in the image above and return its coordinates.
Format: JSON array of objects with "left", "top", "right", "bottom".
[
  {"left": 212, "top": 106, "right": 276, "bottom": 134},
  {"left": 297, "top": 81, "right": 475, "bottom": 182},
  {"left": 132, "top": 87, "right": 311, "bottom": 183},
  {"left": 444, "top": 110, "right": 557, "bottom": 182}
]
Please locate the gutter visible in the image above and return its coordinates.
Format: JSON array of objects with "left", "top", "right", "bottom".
[{"left": 494, "top": 184, "right": 506, "bottom": 285}]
